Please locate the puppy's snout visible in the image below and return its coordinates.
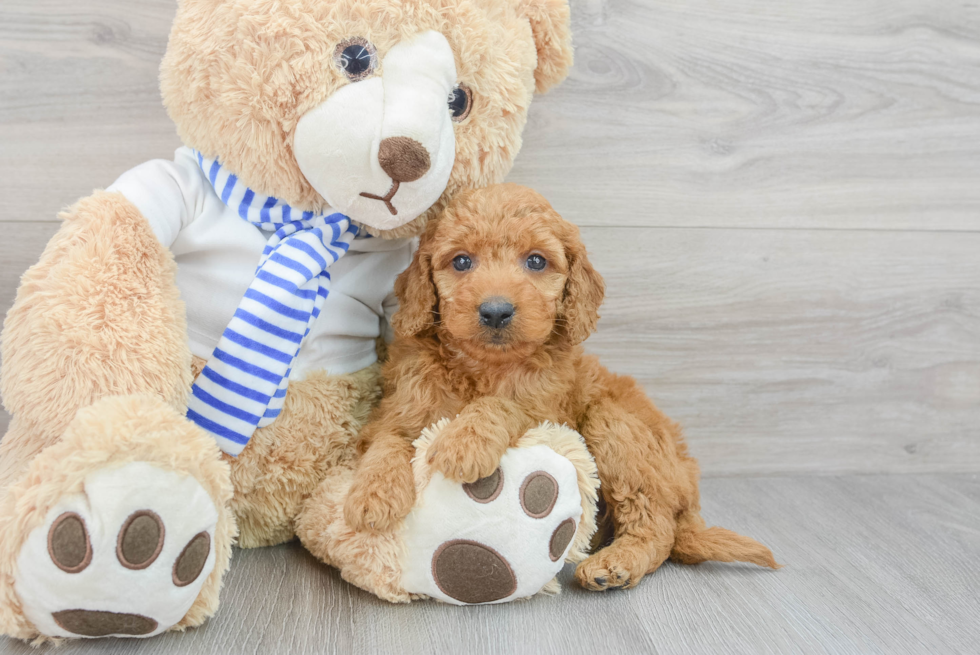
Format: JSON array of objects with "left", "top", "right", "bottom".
[
  {"left": 378, "top": 136, "right": 431, "bottom": 182},
  {"left": 479, "top": 298, "right": 515, "bottom": 330}
]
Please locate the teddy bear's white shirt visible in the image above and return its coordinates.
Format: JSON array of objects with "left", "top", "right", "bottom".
[{"left": 108, "top": 147, "right": 414, "bottom": 379}]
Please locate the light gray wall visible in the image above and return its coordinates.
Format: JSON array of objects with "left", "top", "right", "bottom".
[{"left": 2, "top": 0, "right": 979, "bottom": 476}]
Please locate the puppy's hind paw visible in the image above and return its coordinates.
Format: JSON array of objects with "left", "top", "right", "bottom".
[{"left": 575, "top": 546, "right": 648, "bottom": 591}]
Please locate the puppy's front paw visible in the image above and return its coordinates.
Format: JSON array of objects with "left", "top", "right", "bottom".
[
  {"left": 344, "top": 465, "right": 415, "bottom": 533},
  {"left": 427, "top": 421, "right": 507, "bottom": 483}
]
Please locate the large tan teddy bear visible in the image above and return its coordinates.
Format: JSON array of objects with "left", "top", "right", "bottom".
[{"left": 0, "top": 0, "right": 572, "bottom": 641}]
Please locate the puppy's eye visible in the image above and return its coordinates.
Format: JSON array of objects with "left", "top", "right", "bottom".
[
  {"left": 452, "top": 254, "right": 473, "bottom": 272},
  {"left": 448, "top": 84, "right": 472, "bottom": 122},
  {"left": 334, "top": 38, "right": 377, "bottom": 82},
  {"left": 526, "top": 254, "right": 547, "bottom": 271}
]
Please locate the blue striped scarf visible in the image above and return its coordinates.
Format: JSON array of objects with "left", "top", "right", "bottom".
[{"left": 185, "top": 151, "right": 358, "bottom": 456}]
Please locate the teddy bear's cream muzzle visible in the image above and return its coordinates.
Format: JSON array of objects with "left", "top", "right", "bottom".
[{"left": 294, "top": 30, "right": 457, "bottom": 231}]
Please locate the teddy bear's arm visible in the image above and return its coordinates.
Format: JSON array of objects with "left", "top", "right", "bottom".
[
  {"left": 106, "top": 150, "right": 208, "bottom": 248},
  {"left": 0, "top": 191, "right": 193, "bottom": 452},
  {"left": 1, "top": 151, "right": 207, "bottom": 446}
]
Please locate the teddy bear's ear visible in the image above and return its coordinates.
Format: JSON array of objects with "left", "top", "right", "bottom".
[{"left": 519, "top": 0, "right": 574, "bottom": 93}]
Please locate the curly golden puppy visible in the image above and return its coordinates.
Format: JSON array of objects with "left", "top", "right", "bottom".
[{"left": 345, "top": 183, "right": 778, "bottom": 590}]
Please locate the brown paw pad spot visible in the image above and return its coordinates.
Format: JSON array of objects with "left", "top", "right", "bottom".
[
  {"left": 52, "top": 609, "right": 157, "bottom": 637},
  {"left": 117, "top": 510, "right": 165, "bottom": 570},
  {"left": 463, "top": 467, "right": 503, "bottom": 503},
  {"left": 432, "top": 540, "right": 517, "bottom": 604},
  {"left": 47, "top": 512, "right": 92, "bottom": 574},
  {"left": 549, "top": 518, "right": 576, "bottom": 562},
  {"left": 173, "top": 531, "right": 211, "bottom": 587},
  {"left": 519, "top": 471, "right": 558, "bottom": 518}
]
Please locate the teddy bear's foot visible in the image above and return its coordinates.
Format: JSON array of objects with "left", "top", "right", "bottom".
[
  {"left": 298, "top": 421, "right": 598, "bottom": 606},
  {"left": 0, "top": 395, "right": 235, "bottom": 641},
  {"left": 15, "top": 462, "right": 219, "bottom": 638},
  {"left": 401, "top": 444, "right": 578, "bottom": 604},
  {"left": 400, "top": 421, "right": 600, "bottom": 605}
]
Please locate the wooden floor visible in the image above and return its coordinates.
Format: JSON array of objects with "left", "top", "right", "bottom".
[
  {"left": 1, "top": 475, "right": 979, "bottom": 655},
  {"left": 1, "top": 0, "right": 979, "bottom": 653}
]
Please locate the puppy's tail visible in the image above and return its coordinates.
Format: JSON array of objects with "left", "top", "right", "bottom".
[{"left": 670, "top": 512, "right": 781, "bottom": 569}]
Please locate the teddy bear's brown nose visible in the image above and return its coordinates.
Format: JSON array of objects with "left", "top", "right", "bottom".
[{"left": 378, "top": 136, "right": 431, "bottom": 183}]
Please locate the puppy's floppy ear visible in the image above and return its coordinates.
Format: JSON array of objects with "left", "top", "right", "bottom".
[
  {"left": 519, "top": 0, "right": 574, "bottom": 94},
  {"left": 391, "top": 234, "right": 438, "bottom": 338},
  {"left": 558, "top": 223, "right": 605, "bottom": 346}
]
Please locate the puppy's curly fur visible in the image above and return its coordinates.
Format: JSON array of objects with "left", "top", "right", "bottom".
[{"left": 346, "top": 184, "right": 779, "bottom": 590}]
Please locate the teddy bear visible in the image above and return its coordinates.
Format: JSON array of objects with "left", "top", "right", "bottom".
[
  {"left": 0, "top": 0, "right": 572, "bottom": 641},
  {"left": 298, "top": 419, "right": 600, "bottom": 604}
]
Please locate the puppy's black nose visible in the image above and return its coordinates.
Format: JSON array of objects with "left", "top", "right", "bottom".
[{"left": 479, "top": 299, "right": 515, "bottom": 329}]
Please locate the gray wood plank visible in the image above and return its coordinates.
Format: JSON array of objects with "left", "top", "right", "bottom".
[
  {"left": 3, "top": 223, "right": 979, "bottom": 476},
  {"left": 2, "top": 0, "right": 980, "bottom": 230},
  {"left": 0, "top": 0, "right": 180, "bottom": 226},
  {"left": 582, "top": 226, "right": 980, "bottom": 476},
  {"left": 518, "top": 0, "right": 980, "bottom": 231},
  {"left": 0, "top": 473, "right": 977, "bottom": 654}
]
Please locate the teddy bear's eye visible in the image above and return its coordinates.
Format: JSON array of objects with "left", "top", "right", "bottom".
[
  {"left": 334, "top": 38, "right": 378, "bottom": 82},
  {"left": 452, "top": 254, "right": 473, "bottom": 272},
  {"left": 448, "top": 84, "right": 472, "bottom": 122}
]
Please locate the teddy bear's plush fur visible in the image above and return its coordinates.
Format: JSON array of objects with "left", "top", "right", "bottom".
[
  {"left": 0, "top": 0, "right": 572, "bottom": 641},
  {"left": 162, "top": 0, "right": 572, "bottom": 239},
  {"left": 296, "top": 419, "right": 599, "bottom": 603}
]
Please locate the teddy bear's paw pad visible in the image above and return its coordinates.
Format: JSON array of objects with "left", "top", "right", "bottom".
[
  {"left": 549, "top": 519, "right": 576, "bottom": 562},
  {"left": 14, "top": 462, "right": 219, "bottom": 639},
  {"left": 431, "top": 540, "right": 517, "bottom": 604},
  {"left": 48, "top": 512, "right": 93, "bottom": 573},
  {"left": 51, "top": 610, "right": 158, "bottom": 637},
  {"left": 462, "top": 467, "right": 504, "bottom": 503},
  {"left": 173, "top": 532, "right": 211, "bottom": 586},
  {"left": 520, "top": 471, "right": 558, "bottom": 518},
  {"left": 401, "top": 445, "right": 582, "bottom": 605},
  {"left": 117, "top": 511, "right": 166, "bottom": 569}
]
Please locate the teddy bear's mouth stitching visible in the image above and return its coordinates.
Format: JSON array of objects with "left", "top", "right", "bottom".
[{"left": 359, "top": 181, "right": 401, "bottom": 215}]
